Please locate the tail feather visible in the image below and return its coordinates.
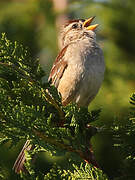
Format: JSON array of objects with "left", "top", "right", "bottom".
[{"left": 13, "top": 140, "right": 33, "bottom": 174}]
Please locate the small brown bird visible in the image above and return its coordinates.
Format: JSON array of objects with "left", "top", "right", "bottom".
[
  {"left": 49, "top": 17, "right": 105, "bottom": 106},
  {"left": 13, "top": 17, "right": 105, "bottom": 173}
]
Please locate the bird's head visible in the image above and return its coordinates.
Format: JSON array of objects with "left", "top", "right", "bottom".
[{"left": 60, "top": 17, "right": 98, "bottom": 46}]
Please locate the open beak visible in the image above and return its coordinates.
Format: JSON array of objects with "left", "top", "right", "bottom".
[{"left": 83, "top": 17, "right": 99, "bottom": 31}]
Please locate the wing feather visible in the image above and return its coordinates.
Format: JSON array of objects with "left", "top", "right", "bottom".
[{"left": 48, "top": 45, "right": 68, "bottom": 88}]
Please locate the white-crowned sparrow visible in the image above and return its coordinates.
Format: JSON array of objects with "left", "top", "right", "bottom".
[
  {"left": 49, "top": 17, "right": 105, "bottom": 106},
  {"left": 13, "top": 17, "right": 105, "bottom": 173}
]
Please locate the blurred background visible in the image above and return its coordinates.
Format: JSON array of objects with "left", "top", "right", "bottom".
[{"left": 0, "top": 0, "right": 135, "bottom": 179}]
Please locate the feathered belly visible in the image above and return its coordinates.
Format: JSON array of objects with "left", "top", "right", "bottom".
[
  {"left": 73, "top": 65, "right": 104, "bottom": 106},
  {"left": 58, "top": 61, "right": 104, "bottom": 107}
]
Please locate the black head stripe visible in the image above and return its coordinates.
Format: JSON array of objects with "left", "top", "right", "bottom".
[{"left": 64, "top": 19, "right": 85, "bottom": 27}]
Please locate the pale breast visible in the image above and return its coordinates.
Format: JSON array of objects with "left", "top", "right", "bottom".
[{"left": 58, "top": 39, "right": 105, "bottom": 106}]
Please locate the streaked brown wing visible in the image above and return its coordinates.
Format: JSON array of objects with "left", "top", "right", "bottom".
[
  {"left": 13, "top": 140, "right": 34, "bottom": 174},
  {"left": 48, "top": 45, "right": 68, "bottom": 88}
]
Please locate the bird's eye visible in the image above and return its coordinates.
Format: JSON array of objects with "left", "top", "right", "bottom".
[{"left": 72, "top": 24, "right": 78, "bottom": 29}]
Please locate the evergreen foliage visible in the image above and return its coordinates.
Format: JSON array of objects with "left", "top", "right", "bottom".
[
  {"left": 43, "top": 163, "right": 108, "bottom": 180},
  {"left": 0, "top": 34, "right": 108, "bottom": 179},
  {"left": 110, "top": 93, "right": 135, "bottom": 180}
]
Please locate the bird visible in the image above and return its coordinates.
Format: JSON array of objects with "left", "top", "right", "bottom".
[
  {"left": 13, "top": 17, "right": 105, "bottom": 173},
  {"left": 48, "top": 17, "right": 105, "bottom": 106}
]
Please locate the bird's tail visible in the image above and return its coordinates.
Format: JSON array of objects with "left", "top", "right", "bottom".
[{"left": 13, "top": 140, "right": 33, "bottom": 174}]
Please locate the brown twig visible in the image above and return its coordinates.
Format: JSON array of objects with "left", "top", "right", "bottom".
[
  {"left": 41, "top": 89, "right": 65, "bottom": 121},
  {"left": 33, "top": 127, "right": 100, "bottom": 169}
]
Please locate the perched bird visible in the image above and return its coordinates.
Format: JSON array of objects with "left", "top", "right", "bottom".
[
  {"left": 13, "top": 17, "right": 105, "bottom": 173},
  {"left": 49, "top": 17, "right": 105, "bottom": 106}
]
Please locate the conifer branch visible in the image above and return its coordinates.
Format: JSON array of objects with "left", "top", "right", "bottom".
[
  {"left": 0, "top": 34, "right": 104, "bottom": 179},
  {"left": 0, "top": 62, "right": 34, "bottom": 83},
  {"left": 41, "top": 89, "right": 65, "bottom": 122},
  {"left": 33, "top": 126, "right": 100, "bottom": 168},
  {"left": 0, "top": 61, "right": 65, "bottom": 122}
]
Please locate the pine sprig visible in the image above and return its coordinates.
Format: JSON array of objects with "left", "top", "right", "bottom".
[
  {"left": 109, "top": 92, "right": 135, "bottom": 179},
  {"left": 43, "top": 163, "right": 108, "bottom": 180},
  {"left": 0, "top": 34, "right": 105, "bottom": 178}
]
